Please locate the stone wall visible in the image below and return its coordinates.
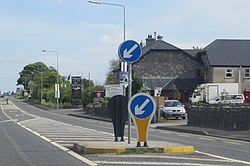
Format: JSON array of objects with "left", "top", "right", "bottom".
[
  {"left": 186, "top": 106, "right": 250, "bottom": 130},
  {"left": 86, "top": 106, "right": 110, "bottom": 119},
  {"left": 133, "top": 50, "right": 203, "bottom": 79}
]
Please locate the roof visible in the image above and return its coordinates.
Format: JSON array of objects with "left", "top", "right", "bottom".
[
  {"left": 142, "top": 77, "right": 203, "bottom": 91},
  {"left": 183, "top": 49, "right": 200, "bottom": 58},
  {"left": 204, "top": 39, "right": 250, "bottom": 67},
  {"left": 142, "top": 40, "right": 180, "bottom": 55},
  {"left": 141, "top": 40, "right": 202, "bottom": 63}
]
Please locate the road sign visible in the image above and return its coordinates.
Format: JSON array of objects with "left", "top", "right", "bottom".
[
  {"left": 118, "top": 40, "right": 142, "bottom": 63},
  {"left": 71, "top": 76, "right": 82, "bottom": 87},
  {"left": 128, "top": 93, "right": 156, "bottom": 146},
  {"left": 128, "top": 93, "right": 156, "bottom": 119}
]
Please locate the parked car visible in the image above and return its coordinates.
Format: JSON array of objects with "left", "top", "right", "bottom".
[
  {"left": 208, "top": 94, "right": 245, "bottom": 104},
  {"left": 161, "top": 100, "right": 186, "bottom": 119}
]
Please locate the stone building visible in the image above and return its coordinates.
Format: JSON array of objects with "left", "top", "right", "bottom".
[{"left": 133, "top": 35, "right": 204, "bottom": 102}]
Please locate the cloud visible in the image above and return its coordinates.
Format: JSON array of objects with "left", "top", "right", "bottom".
[
  {"left": 0, "top": 53, "right": 28, "bottom": 63},
  {"left": 100, "top": 33, "right": 123, "bottom": 46},
  {"left": 79, "top": 21, "right": 122, "bottom": 31}
]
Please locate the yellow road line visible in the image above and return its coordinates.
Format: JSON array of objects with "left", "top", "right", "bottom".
[
  {"left": 224, "top": 141, "right": 242, "bottom": 145},
  {"left": 198, "top": 137, "right": 213, "bottom": 141},
  {"left": 177, "top": 134, "right": 190, "bottom": 137}
]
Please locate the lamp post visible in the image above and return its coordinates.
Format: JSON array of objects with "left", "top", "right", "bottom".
[
  {"left": 88, "top": 0, "right": 127, "bottom": 71},
  {"left": 88, "top": 1, "right": 125, "bottom": 41},
  {"left": 88, "top": 0, "right": 132, "bottom": 144},
  {"left": 42, "top": 50, "right": 59, "bottom": 110}
]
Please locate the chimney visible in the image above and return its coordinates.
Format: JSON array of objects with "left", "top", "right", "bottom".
[{"left": 145, "top": 34, "right": 156, "bottom": 46}]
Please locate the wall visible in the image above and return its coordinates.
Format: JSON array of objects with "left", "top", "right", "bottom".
[
  {"left": 133, "top": 50, "right": 203, "bottom": 79},
  {"left": 186, "top": 106, "right": 250, "bottom": 130},
  {"left": 212, "top": 67, "right": 250, "bottom": 93}
]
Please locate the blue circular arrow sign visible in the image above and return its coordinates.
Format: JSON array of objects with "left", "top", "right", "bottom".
[
  {"left": 118, "top": 40, "right": 142, "bottom": 63},
  {"left": 128, "top": 93, "right": 156, "bottom": 119}
]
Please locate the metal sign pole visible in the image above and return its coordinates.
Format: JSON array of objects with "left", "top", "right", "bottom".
[
  {"left": 118, "top": 40, "right": 142, "bottom": 145},
  {"left": 128, "top": 63, "right": 132, "bottom": 144}
]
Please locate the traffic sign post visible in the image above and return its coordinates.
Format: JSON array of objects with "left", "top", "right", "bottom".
[
  {"left": 128, "top": 93, "right": 156, "bottom": 147},
  {"left": 118, "top": 40, "right": 142, "bottom": 144}
]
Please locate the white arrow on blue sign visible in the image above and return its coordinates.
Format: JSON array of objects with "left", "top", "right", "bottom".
[
  {"left": 128, "top": 93, "right": 156, "bottom": 119},
  {"left": 118, "top": 40, "right": 142, "bottom": 63}
]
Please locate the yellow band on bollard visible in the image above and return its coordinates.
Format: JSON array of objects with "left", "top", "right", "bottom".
[{"left": 134, "top": 117, "right": 150, "bottom": 142}]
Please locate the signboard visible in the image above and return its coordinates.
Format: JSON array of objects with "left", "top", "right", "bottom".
[
  {"left": 118, "top": 40, "right": 142, "bottom": 63},
  {"left": 71, "top": 76, "right": 82, "bottom": 87},
  {"left": 104, "top": 84, "right": 123, "bottom": 98},
  {"left": 55, "top": 84, "right": 60, "bottom": 99},
  {"left": 93, "top": 91, "right": 105, "bottom": 103},
  {"left": 128, "top": 93, "right": 156, "bottom": 147},
  {"left": 119, "top": 71, "right": 128, "bottom": 83},
  {"left": 72, "top": 87, "right": 81, "bottom": 99}
]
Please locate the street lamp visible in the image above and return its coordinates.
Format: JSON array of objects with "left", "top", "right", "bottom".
[
  {"left": 88, "top": 0, "right": 125, "bottom": 41},
  {"left": 42, "top": 50, "right": 59, "bottom": 110},
  {"left": 88, "top": 0, "right": 132, "bottom": 144},
  {"left": 88, "top": 0, "right": 127, "bottom": 72}
]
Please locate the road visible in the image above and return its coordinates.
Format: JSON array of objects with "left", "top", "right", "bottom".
[
  {"left": 0, "top": 98, "right": 93, "bottom": 166},
  {"left": 1, "top": 97, "right": 250, "bottom": 165}
]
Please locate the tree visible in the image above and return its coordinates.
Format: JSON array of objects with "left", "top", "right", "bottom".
[
  {"left": 17, "top": 62, "right": 49, "bottom": 92},
  {"left": 81, "top": 78, "right": 95, "bottom": 107},
  {"left": 192, "top": 46, "right": 203, "bottom": 50},
  {"left": 105, "top": 57, "right": 120, "bottom": 84},
  {"left": 171, "top": 84, "right": 181, "bottom": 100}
]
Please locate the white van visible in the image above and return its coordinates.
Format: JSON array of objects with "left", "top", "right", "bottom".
[{"left": 208, "top": 94, "right": 245, "bottom": 104}]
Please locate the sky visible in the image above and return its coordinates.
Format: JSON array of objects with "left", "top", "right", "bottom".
[{"left": 1, "top": 0, "right": 250, "bottom": 93}]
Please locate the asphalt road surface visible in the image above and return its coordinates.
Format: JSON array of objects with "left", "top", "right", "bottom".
[{"left": 1, "top": 98, "right": 250, "bottom": 165}]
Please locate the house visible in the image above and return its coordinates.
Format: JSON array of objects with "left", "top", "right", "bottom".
[
  {"left": 200, "top": 39, "right": 250, "bottom": 102},
  {"left": 133, "top": 35, "right": 204, "bottom": 102}
]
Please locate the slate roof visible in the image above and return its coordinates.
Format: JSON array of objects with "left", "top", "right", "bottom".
[
  {"left": 204, "top": 39, "right": 250, "bottom": 67},
  {"left": 141, "top": 40, "right": 202, "bottom": 63},
  {"left": 142, "top": 40, "right": 181, "bottom": 56}
]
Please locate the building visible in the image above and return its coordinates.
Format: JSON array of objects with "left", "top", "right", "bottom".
[
  {"left": 200, "top": 39, "right": 250, "bottom": 102},
  {"left": 133, "top": 35, "right": 204, "bottom": 102}
]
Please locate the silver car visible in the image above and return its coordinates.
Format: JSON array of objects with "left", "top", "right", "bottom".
[{"left": 162, "top": 100, "right": 186, "bottom": 119}]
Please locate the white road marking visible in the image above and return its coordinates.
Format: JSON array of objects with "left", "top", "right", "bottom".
[
  {"left": 2, "top": 100, "right": 249, "bottom": 166},
  {"left": 196, "top": 151, "right": 250, "bottom": 165},
  {"left": 18, "top": 117, "right": 39, "bottom": 123},
  {"left": 15, "top": 114, "right": 25, "bottom": 117},
  {"left": 94, "top": 161, "right": 227, "bottom": 166},
  {"left": 0, "top": 119, "right": 17, "bottom": 124},
  {"left": 104, "top": 154, "right": 234, "bottom": 162},
  {"left": 1, "top": 101, "right": 98, "bottom": 166}
]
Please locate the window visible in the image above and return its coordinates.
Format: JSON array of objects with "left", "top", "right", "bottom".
[
  {"left": 225, "top": 69, "right": 233, "bottom": 78},
  {"left": 245, "top": 68, "right": 250, "bottom": 78}
]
